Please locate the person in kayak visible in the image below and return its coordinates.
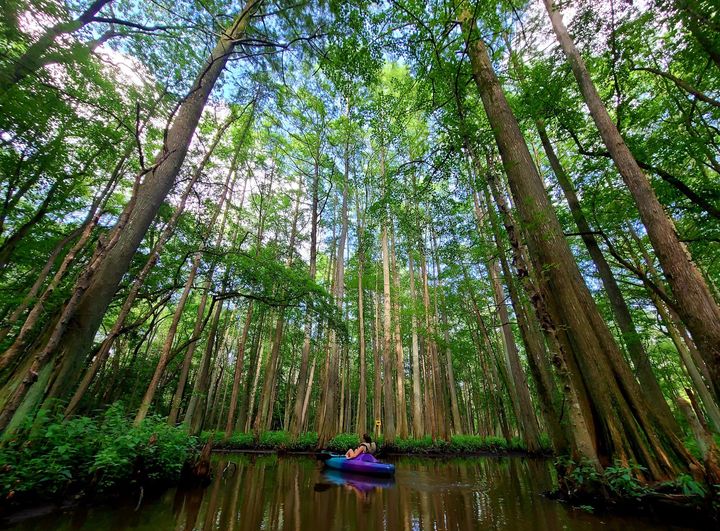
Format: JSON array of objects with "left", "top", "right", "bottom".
[{"left": 345, "top": 433, "right": 377, "bottom": 459}]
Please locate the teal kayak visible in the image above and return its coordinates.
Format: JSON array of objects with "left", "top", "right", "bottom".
[{"left": 323, "top": 454, "right": 395, "bottom": 477}]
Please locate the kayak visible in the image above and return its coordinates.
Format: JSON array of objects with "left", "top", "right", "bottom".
[{"left": 323, "top": 453, "right": 395, "bottom": 477}]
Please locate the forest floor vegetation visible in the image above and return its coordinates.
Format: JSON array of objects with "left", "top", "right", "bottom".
[
  {"left": 549, "top": 457, "right": 718, "bottom": 525},
  {"left": 0, "top": 404, "right": 197, "bottom": 514},
  {"left": 205, "top": 430, "right": 552, "bottom": 456}
]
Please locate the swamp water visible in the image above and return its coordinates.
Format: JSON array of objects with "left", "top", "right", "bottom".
[{"left": 2, "top": 454, "right": 699, "bottom": 530}]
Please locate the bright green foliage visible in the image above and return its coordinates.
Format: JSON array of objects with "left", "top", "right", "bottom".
[
  {"left": 603, "top": 463, "right": 650, "bottom": 499},
  {"left": 202, "top": 431, "right": 320, "bottom": 451},
  {"left": 0, "top": 403, "right": 196, "bottom": 504},
  {"left": 258, "top": 430, "right": 292, "bottom": 449},
  {"left": 326, "top": 433, "right": 361, "bottom": 453},
  {"left": 554, "top": 457, "right": 709, "bottom": 504}
]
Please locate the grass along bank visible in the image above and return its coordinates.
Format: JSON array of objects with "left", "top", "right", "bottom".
[{"left": 202, "top": 430, "right": 552, "bottom": 455}]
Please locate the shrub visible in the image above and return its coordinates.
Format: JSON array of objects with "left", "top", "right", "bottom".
[
  {"left": 481, "top": 436, "right": 509, "bottom": 451},
  {"left": 327, "top": 433, "right": 359, "bottom": 452},
  {"left": 392, "top": 436, "right": 434, "bottom": 453},
  {"left": 603, "top": 462, "right": 649, "bottom": 498},
  {"left": 288, "top": 432, "right": 318, "bottom": 451},
  {"left": 227, "top": 432, "right": 255, "bottom": 449},
  {"left": 672, "top": 473, "right": 707, "bottom": 497},
  {"left": 258, "top": 431, "right": 291, "bottom": 449},
  {"left": 0, "top": 403, "right": 196, "bottom": 506}
]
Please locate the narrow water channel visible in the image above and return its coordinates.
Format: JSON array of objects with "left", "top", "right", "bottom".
[{"left": 2, "top": 454, "right": 698, "bottom": 530}]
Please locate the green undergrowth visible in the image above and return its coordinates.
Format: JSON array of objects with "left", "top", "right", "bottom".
[
  {"left": 204, "top": 430, "right": 550, "bottom": 455},
  {"left": 384, "top": 434, "right": 546, "bottom": 454},
  {"left": 205, "top": 430, "right": 320, "bottom": 451},
  {"left": 553, "top": 457, "right": 716, "bottom": 515},
  {"left": 0, "top": 403, "right": 197, "bottom": 508}
]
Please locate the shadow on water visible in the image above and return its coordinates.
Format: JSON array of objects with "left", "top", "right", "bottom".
[{"left": 2, "top": 454, "right": 701, "bottom": 530}]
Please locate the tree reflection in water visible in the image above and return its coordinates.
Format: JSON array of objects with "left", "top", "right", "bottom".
[
  {"left": 5, "top": 455, "right": 698, "bottom": 530},
  {"left": 163, "top": 455, "right": 691, "bottom": 531},
  {"left": 314, "top": 469, "right": 395, "bottom": 505}
]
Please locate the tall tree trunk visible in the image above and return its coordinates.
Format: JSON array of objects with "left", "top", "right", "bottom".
[
  {"left": 390, "top": 224, "right": 408, "bottom": 438},
  {"left": 133, "top": 256, "right": 199, "bottom": 425},
  {"left": 429, "top": 229, "right": 462, "bottom": 436},
  {"left": 408, "top": 250, "right": 423, "bottom": 437},
  {"left": 419, "top": 240, "right": 444, "bottom": 440},
  {"left": 167, "top": 270, "right": 209, "bottom": 426},
  {"left": 355, "top": 187, "right": 368, "bottom": 436},
  {"left": 380, "top": 149, "right": 396, "bottom": 443},
  {"left": 544, "top": 0, "right": 720, "bottom": 391},
  {"left": 0, "top": 157, "right": 122, "bottom": 375},
  {"left": 458, "top": 4, "right": 697, "bottom": 479},
  {"left": 372, "top": 285, "right": 383, "bottom": 440},
  {"left": 0, "top": 1, "right": 263, "bottom": 432},
  {"left": 487, "top": 255, "right": 541, "bottom": 451},
  {"left": 318, "top": 140, "right": 349, "bottom": 446},
  {"left": 224, "top": 302, "right": 253, "bottom": 437},
  {"left": 471, "top": 188, "right": 565, "bottom": 452},
  {"left": 66, "top": 115, "right": 235, "bottom": 417},
  {"left": 185, "top": 297, "right": 225, "bottom": 435},
  {"left": 290, "top": 153, "right": 320, "bottom": 437},
  {"left": 237, "top": 309, "right": 266, "bottom": 432},
  {"left": 254, "top": 190, "right": 301, "bottom": 435},
  {"left": 535, "top": 122, "right": 679, "bottom": 433}
]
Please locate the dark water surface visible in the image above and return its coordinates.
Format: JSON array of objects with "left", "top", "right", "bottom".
[{"left": 3, "top": 454, "right": 698, "bottom": 530}]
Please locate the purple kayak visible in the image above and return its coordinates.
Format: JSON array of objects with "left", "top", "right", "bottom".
[{"left": 324, "top": 453, "right": 395, "bottom": 477}]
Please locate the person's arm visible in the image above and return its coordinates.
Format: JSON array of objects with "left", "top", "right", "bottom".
[{"left": 346, "top": 445, "right": 366, "bottom": 459}]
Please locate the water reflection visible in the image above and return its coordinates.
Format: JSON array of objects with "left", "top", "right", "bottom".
[
  {"left": 3, "top": 454, "right": 697, "bottom": 531},
  {"left": 314, "top": 469, "right": 395, "bottom": 504}
]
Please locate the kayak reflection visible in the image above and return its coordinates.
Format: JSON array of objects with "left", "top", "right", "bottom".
[{"left": 315, "top": 469, "right": 395, "bottom": 502}]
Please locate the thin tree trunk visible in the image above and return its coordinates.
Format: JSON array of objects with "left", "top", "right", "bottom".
[
  {"left": 224, "top": 301, "right": 252, "bottom": 437},
  {"left": 237, "top": 309, "right": 266, "bottom": 432},
  {"left": 167, "top": 267, "right": 209, "bottom": 426},
  {"left": 408, "top": 250, "right": 423, "bottom": 437},
  {"left": 318, "top": 141, "right": 349, "bottom": 445},
  {"left": 419, "top": 241, "right": 444, "bottom": 440},
  {"left": 372, "top": 286, "right": 383, "bottom": 440},
  {"left": 429, "top": 229, "right": 462, "bottom": 436},
  {"left": 0, "top": 225, "right": 81, "bottom": 345},
  {"left": 253, "top": 190, "right": 301, "bottom": 435},
  {"left": 355, "top": 187, "right": 368, "bottom": 436},
  {"left": 381, "top": 217, "right": 396, "bottom": 442},
  {"left": 390, "top": 224, "right": 408, "bottom": 438},
  {"left": 290, "top": 154, "right": 320, "bottom": 438},
  {"left": 133, "top": 256, "right": 199, "bottom": 425}
]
